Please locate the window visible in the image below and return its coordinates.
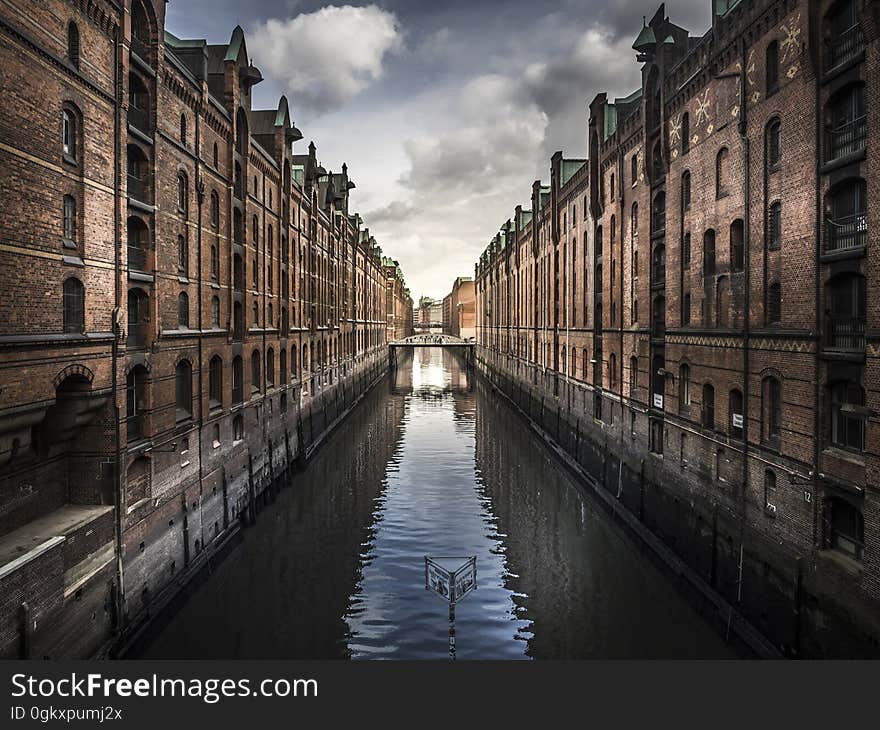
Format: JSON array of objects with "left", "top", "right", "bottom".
[
  {"left": 177, "top": 172, "right": 188, "bottom": 215},
  {"left": 609, "top": 353, "right": 617, "bottom": 389},
  {"left": 267, "top": 348, "right": 275, "bottom": 387},
  {"left": 252, "top": 300, "right": 258, "bottom": 327},
  {"left": 630, "top": 356, "right": 638, "bottom": 397},
  {"left": 211, "top": 245, "right": 219, "bottom": 281},
  {"left": 681, "top": 171, "right": 691, "bottom": 211},
  {"left": 62, "top": 109, "right": 76, "bottom": 160},
  {"left": 768, "top": 202, "right": 782, "bottom": 250},
  {"left": 716, "top": 148, "right": 729, "bottom": 198},
  {"left": 766, "top": 40, "right": 779, "bottom": 95},
  {"left": 825, "top": 0, "right": 864, "bottom": 71},
  {"left": 209, "top": 356, "right": 222, "bottom": 408},
  {"left": 175, "top": 360, "right": 192, "bottom": 420},
  {"left": 762, "top": 377, "right": 782, "bottom": 445},
  {"left": 767, "top": 119, "right": 782, "bottom": 169},
  {"left": 679, "top": 364, "right": 691, "bottom": 411},
  {"left": 233, "top": 415, "right": 244, "bottom": 442},
  {"left": 825, "top": 178, "right": 867, "bottom": 253},
  {"left": 211, "top": 191, "right": 219, "bottom": 228},
  {"left": 824, "top": 497, "right": 864, "bottom": 560},
  {"left": 825, "top": 85, "right": 866, "bottom": 161},
  {"left": 652, "top": 192, "right": 666, "bottom": 232},
  {"left": 63, "top": 277, "right": 85, "bottom": 333},
  {"left": 631, "top": 203, "right": 639, "bottom": 236},
  {"left": 631, "top": 154, "right": 638, "bottom": 185},
  {"left": 730, "top": 220, "right": 744, "bottom": 272},
  {"left": 681, "top": 112, "right": 690, "bottom": 154},
  {"left": 683, "top": 292, "right": 691, "bottom": 325},
  {"left": 63, "top": 195, "right": 77, "bottom": 247},
  {"left": 280, "top": 349, "right": 287, "bottom": 385},
  {"left": 763, "top": 470, "right": 777, "bottom": 510},
  {"left": 67, "top": 22, "right": 80, "bottom": 69},
  {"left": 610, "top": 174, "right": 615, "bottom": 201},
  {"left": 213, "top": 142, "right": 219, "bottom": 168},
  {"left": 703, "top": 230, "right": 716, "bottom": 276},
  {"left": 177, "top": 234, "right": 188, "bottom": 277},
  {"left": 829, "top": 380, "right": 865, "bottom": 451},
  {"left": 825, "top": 273, "right": 866, "bottom": 350},
  {"left": 177, "top": 292, "right": 189, "bottom": 328},
  {"left": 683, "top": 232, "right": 691, "bottom": 267},
  {"left": 251, "top": 349, "right": 261, "bottom": 393},
  {"left": 126, "top": 367, "right": 146, "bottom": 442},
  {"left": 180, "top": 114, "right": 187, "bottom": 146},
  {"left": 211, "top": 296, "right": 220, "bottom": 328},
  {"left": 232, "top": 356, "right": 243, "bottom": 404},
  {"left": 252, "top": 215, "right": 259, "bottom": 244},
  {"left": 702, "top": 383, "right": 715, "bottom": 429},
  {"left": 729, "top": 388, "right": 743, "bottom": 439}
]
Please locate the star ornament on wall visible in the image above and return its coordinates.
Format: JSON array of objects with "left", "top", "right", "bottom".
[
  {"left": 780, "top": 14, "right": 802, "bottom": 63},
  {"left": 669, "top": 115, "right": 683, "bottom": 146},
  {"left": 695, "top": 90, "right": 711, "bottom": 126}
]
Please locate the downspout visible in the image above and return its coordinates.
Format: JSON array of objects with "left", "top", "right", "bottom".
[
  {"left": 194, "top": 102, "right": 205, "bottom": 561},
  {"left": 618, "top": 148, "right": 625, "bottom": 433},
  {"left": 738, "top": 34, "right": 750, "bottom": 607},
  {"left": 112, "top": 23, "right": 124, "bottom": 633}
]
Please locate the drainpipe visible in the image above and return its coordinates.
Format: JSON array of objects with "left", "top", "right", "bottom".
[
  {"left": 739, "top": 34, "right": 751, "bottom": 555},
  {"left": 195, "top": 101, "right": 205, "bottom": 563},
  {"left": 111, "top": 23, "right": 124, "bottom": 633}
]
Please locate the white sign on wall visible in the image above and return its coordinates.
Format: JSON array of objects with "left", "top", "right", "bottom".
[
  {"left": 653, "top": 394, "right": 664, "bottom": 409},
  {"left": 732, "top": 413, "right": 743, "bottom": 428}
]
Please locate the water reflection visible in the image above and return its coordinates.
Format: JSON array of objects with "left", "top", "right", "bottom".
[{"left": 137, "top": 347, "right": 732, "bottom": 659}]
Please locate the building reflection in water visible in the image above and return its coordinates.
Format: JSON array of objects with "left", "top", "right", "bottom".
[{"left": 138, "top": 347, "right": 731, "bottom": 659}]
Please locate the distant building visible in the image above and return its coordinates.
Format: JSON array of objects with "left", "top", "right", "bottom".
[{"left": 442, "top": 278, "right": 475, "bottom": 340}]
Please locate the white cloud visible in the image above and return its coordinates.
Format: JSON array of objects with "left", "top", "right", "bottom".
[{"left": 251, "top": 5, "right": 403, "bottom": 113}]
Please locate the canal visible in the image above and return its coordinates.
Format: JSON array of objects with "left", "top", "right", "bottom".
[{"left": 137, "top": 347, "right": 734, "bottom": 659}]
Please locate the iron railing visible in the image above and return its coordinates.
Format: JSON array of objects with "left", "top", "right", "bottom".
[
  {"left": 127, "top": 243, "right": 148, "bottom": 272},
  {"left": 826, "top": 316, "right": 865, "bottom": 351},
  {"left": 825, "top": 213, "right": 868, "bottom": 253},
  {"left": 825, "top": 25, "right": 864, "bottom": 71},
  {"left": 826, "top": 115, "right": 867, "bottom": 162}
]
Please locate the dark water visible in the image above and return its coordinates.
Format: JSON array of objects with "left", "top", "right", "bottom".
[{"left": 138, "top": 348, "right": 734, "bottom": 659}]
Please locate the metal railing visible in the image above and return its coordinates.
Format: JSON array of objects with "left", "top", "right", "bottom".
[
  {"left": 826, "top": 115, "right": 867, "bottom": 162},
  {"left": 825, "top": 213, "right": 868, "bottom": 253},
  {"left": 127, "top": 174, "right": 151, "bottom": 204},
  {"left": 826, "top": 316, "right": 865, "bottom": 351},
  {"left": 825, "top": 25, "right": 864, "bottom": 71},
  {"left": 127, "top": 243, "right": 148, "bottom": 272}
]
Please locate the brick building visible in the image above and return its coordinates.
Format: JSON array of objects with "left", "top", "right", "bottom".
[
  {"left": 382, "top": 256, "right": 414, "bottom": 342},
  {"left": 476, "top": 0, "right": 880, "bottom": 656},
  {"left": 0, "top": 0, "right": 410, "bottom": 658},
  {"left": 442, "top": 277, "right": 476, "bottom": 340}
]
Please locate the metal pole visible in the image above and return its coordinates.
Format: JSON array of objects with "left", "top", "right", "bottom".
[{"left": 449, "top": 601, "right": 456, "bottom": 661}]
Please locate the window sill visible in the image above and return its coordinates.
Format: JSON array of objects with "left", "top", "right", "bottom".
[
  {"left": 62, "top": 153, "right": 78, "bottom": 167},
  {"left": 62, "top": 238, "right": 77, "bottom": 250}
]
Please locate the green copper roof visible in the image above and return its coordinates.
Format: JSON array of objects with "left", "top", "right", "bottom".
[
  {"left": 633, "top": 23, "right": 656, "bottom": 51},
  {"left": 225, "top": 26, "right": 246, "bottom": 62},
  {"left": 560, "top": 159, "right": 586, "bottom": 188}
]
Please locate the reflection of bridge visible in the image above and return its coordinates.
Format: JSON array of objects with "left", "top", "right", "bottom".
[{"left": 389, "top": 334, "right": 475, "bottom": 348}]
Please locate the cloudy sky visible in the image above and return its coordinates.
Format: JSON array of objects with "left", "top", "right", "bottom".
[{"left": 167, "top": 1, "right": 711, "bottom": 300}]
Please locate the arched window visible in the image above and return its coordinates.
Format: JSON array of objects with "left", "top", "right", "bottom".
[
  {"left": 767, "top": 119, "right": 782, "bottom": 169},
  {"left": 251, "top": 349, "right": 261, "bottom": 393},
  {"left": 729, "top": 388, "right": 743, "bottom": 439},
  {"left": 67, "top": 22, "right": 80, "bottom": 69},
  {"left": 610, "top": 173, "right": 615, "bottom": 201},
  {"left": 681, "top": 171, "right": 691, "bottom": 211},
  {"left": 209, "top": 356, "right": 222, "bottom": 408},
  {"left": 825, "top": 0, "right": 862, "bottom": 70},
  {"left": 175, "top": 360, "right": 192, "bottom": 420},
  {"left": 177, "top": 234, "right": 188, "bottom": 276},
  {"left": 63, "top": 277, "right": 85, "bottom": 333},
  {"left": 702, "top": 383, "right": 715, "bottom": 429},
  {"left": 211, "top": 190, "right": 219, "bottom": 228},
  {"left": 681, "top": 112, "right": 690, "bottom": 154},
  {"left": 126, "top": 144, "right": 148, "bottom": 201},
  {"left": 730, "top": 219, "right": 744, "bottom": 272},
  {"left": 211, "top": 295, "right": 220, "bottom": 328},
  {"left": 824, "top": 497, "right": 864, "bottom": 560},
  {"left": 825, "top": 273, "right": 866, "bottom": 350},
  {"left": 178, "top": 291, "right": 189, "bottom": 328},
  {"left": 825, "top": 84, "right": 866, "bottom": 162},
  {"left": 63, "top": 195, "right": 77, "bottom": 247},
  {"left": 210, "top": 245, "right": 219, "bottom": 282},
  {"left": 652, "top": 244, "right": 665, "bottom": 284},
  {"left": 180, "top": 114, "right": 187, "bottom": 146},
  {"left": 631, "top": 154, "right": 638, "bottom": 185},
  {"left": 762, "top": 377, "right": 782, "bottom": 446},
  {"left": 766, "top": 40, "right": 779, "bottom": 94},
  {"left": 177, "top": 172, "right": 188, "bottom": 215},
  {"left": 716, "top": 148, "right": 729, "bottom": 198},
  {"left": 128, "top": 73, "right": 150, "bottom": 133},
  {"left": 213, "top": 142, "right": 219, "bottom": 168},
  {"left": 252, "top": 215, "right": 259, "bottom": 244},
  {"left": 266, "top": 348, "right": 275, "bottom": 387},
  {"left": 232, "top": 356, "right": 243, "bottom": 404},
  {"left": 62, "top": 108, "right": 77, "bottom": 160},
  {"left": 703, "top": 230, "right": 716, "bottom": 276},
  {"left": 630, "top": 356, "right": 638, "bottom": 397},
  {"left": 767, "top": 282, "right": 782, "bottom": 325},
  {"left": 652, "top": 295, "right": 665, "bottom": 337},
  {"left": 679, "top": 364, "right": 691, "bottom": 411},
  {"left": 825, "top": 178, "right": 867, "bottom": 253}
]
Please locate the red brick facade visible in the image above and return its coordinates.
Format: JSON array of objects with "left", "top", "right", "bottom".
[
  {"left": 0, "top": 0, "right": 410, "bottom": 658},
  {"left": 476, "top": 0, "right": 880, "bottom": 656}
]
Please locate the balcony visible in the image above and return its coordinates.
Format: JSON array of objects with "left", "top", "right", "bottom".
[
  {"left": 826, "top": 316, "right": 865, "bottom": 352},
  {"left": 825, "top": 25, "right": 864, "bottom": 73},
  {"left": 651, "top": 210, "right": 666, "bottom": 234},
  {"left": 127, "top": 174, "right": 151, "bottom": 205},
  {"left": 128, "top": 105, "right": 151, "bottom": 136},
  {"left": 826, "top": 116, "right": 867, "bottom": 162},
  {"left": 825, "top": 213, "right": 867, "bottom": 254},
  {"left": 127, "top": 243, "right": 148, "bottom": 272},
  {"left": 126, "top": 322, "right": 148, "bottom": 349}
]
